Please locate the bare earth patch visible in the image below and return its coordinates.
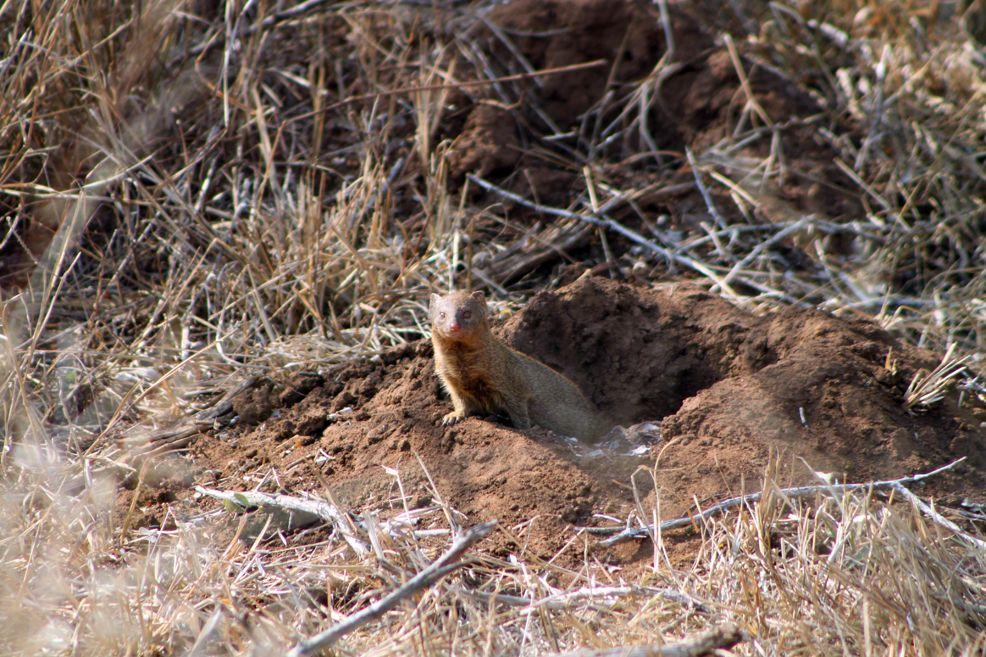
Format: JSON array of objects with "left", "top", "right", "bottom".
[{"left": 167, "top": 276, "right": 986, "bottom": 563}]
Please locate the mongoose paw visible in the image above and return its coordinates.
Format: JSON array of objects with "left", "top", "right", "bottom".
[{"left": 441, "top": 412, "right": 464, "bottom": 426}]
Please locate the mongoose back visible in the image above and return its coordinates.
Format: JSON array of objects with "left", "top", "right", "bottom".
[{"left": 429, "top": 290, "right": 610, "bottom": 441}]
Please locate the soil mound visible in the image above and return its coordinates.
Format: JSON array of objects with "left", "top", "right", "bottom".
[
  {"left": 483, "top": 0, "right": 663, "bottom": 127},
  {"left": 445, "top": 0, "right": 860, "bottom": 230},
  {"left": 189, "top": 277, "right": 985, "bottom": 561}
]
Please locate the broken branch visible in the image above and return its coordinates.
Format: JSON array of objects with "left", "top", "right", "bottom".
[
  {"left": 286, "top": 520, "right": 496, "bottom": 657},
  {"left": 548, "top": 622, "right": 745, "bottom": 657},
  {"left": 595, "top": 458, "right": 966, "bottom": 546},
  {"left": 195, "top": 486, "right": 371, "bottom": 557}
]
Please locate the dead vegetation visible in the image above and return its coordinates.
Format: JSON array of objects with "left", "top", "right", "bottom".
[
  {"left": 1, "top": 0, "right": 984, "bottom": 655},
  {"left": 3, "top": 452, "right": 984, "bottom": 656}
]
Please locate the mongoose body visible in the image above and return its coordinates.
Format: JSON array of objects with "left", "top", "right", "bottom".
[{"left": 430, "top": 290, "right": 610, "bottom": 441}]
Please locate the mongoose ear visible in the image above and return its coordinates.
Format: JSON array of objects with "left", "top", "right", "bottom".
[
  {"left": 430, "top": 293, "right": 441, "bottom": 310},
  {"left": 470, "top": 290, "right": 486, "bottom": 303}
]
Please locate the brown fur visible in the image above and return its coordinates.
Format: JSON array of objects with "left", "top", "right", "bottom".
[{"left": 429, "top": 290, "right": 610, "bottom": 441}]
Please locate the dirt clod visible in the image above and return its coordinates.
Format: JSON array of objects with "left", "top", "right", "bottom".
[
  {"left": 485, "top": 0, "right": 663, "bottom": 127},
  {"left": 447, "top": 104, "right": 520, "bottom": 179}
]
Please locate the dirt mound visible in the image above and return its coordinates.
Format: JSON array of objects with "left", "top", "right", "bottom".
[
  {"left": 447, "top": 0, "right": 664, "bottom": 184},
  {"left": 446, "top": 104, "right": 520, "bottom": 179},
  {"left": 484, "top": 0, "right": 663, "bottom": 127},
  {"left": 185, "top": 276, "right": 985, "bottom": 562},
  {"left": 446, "top": 0, "right": 664, "bottom": 185},
  {"left": 446, "top": 0, "right": 860, "bottom": 230}
]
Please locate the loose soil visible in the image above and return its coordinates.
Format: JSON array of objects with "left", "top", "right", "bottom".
[{"left": 174, "top": 275, "right": 984, "bottom": 563}]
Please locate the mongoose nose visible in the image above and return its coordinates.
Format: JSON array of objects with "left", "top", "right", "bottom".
[{"left": 449, "top": 321, "right": 461, "bottom": 332}]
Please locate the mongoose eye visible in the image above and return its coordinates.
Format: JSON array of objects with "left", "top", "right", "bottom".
[
  {"left": 439, "top": 312, "right": 446, "bottom": 320},
  {"left": 461, "top": 310, "right": 471, "bottom": 319}
]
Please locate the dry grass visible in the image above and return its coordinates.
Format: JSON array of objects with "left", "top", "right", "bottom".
[
  {"left": 1, "top": 0, "right": 984, "bottom": 655},
  {"left": 2, "top": 452, "right": 984, "bottom": 656},
  {"left": 904, "top": 343, "right": 972, "bottom": 409}
]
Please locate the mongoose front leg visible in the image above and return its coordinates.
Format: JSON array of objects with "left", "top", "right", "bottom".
[
  {"left": 505, "top": 395, "right": 532, "bottom": 431},
  {"left": 442, "top": 388, "right": 475, "bottom": 426}
]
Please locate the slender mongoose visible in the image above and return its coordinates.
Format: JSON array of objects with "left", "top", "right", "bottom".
[{"left": 429, "top": 290, "right": 611, "bottom": 441}]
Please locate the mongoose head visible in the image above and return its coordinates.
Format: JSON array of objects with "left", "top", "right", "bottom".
[{"left": 430, "top": 290, "right": 489, "bottom": 343}]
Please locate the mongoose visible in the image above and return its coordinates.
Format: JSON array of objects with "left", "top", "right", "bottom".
[{"left": 429, "top": 290, "right": 611, "bottom": 441}]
